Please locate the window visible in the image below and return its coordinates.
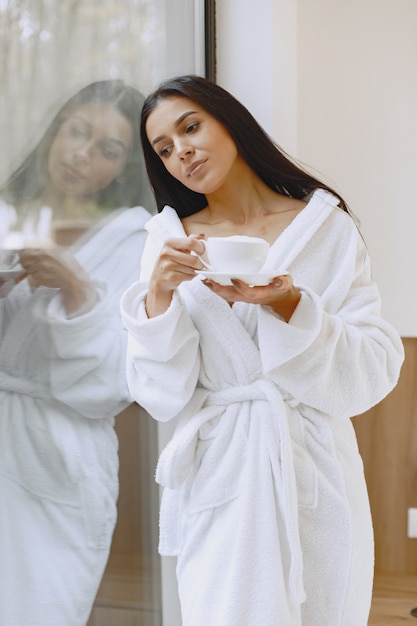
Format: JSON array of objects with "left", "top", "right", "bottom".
[{"left": 0, "top": 2, "right": 215, "bottom": 625}]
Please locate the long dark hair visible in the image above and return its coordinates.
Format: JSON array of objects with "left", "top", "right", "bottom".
[
  {"left": 1, "top": 79, "right": 154, "bottom": 211},
  {"left": 140, "top": 74, "right": 348, "bottom": 217}
]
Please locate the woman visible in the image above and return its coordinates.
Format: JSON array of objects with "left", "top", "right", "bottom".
[
  {"left": 120, "top": 75, "right": 405, "bottom": 625},
  {"left": 0, "top": 80, "right": 152, "bottom": 625}
]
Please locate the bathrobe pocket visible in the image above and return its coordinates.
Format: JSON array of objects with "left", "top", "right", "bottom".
[
  {"left": 187, "top": 409, "right": 248, "bottom": 514},
  {"left": 1, "top": 404, "right": 83, "bottom": 506}
]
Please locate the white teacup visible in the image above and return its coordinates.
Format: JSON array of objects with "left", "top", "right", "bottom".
[
  {"left": 0, "top": 249, "right": 20, "bottom": 271},
  {"left": 203, "top": 235, "right": 269, "bottom": 273}
]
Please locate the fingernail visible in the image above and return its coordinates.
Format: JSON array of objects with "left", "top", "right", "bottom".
[{"left": 274, "top": 279, "right": 282, "bottom": 288}]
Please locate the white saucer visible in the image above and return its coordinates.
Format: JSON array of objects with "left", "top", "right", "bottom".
[
  {"left": 0, "top": 265, "right": 25, "bottom": 280},
  {"left": 196, "top": 269, "right": 288, "bottom": 287}
]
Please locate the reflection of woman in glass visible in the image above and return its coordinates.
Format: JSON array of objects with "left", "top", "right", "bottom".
[
  {"left": 0, "top": 80, "right": 151, "bottom": 625},
  {"left": 121, "top": 75, "right": 404, "bottom": 626}
]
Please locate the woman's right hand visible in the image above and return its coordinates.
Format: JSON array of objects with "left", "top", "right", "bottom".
[
  {"left": 0, "top": 278, "right": 17, "bottom": 298},
  {"left": 19, "top": 248, "right": 97, "bottom": 316},
  {"left": 146, "top": 235, "right": 205, "bottom": 318}
]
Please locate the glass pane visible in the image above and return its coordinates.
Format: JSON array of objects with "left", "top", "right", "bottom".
[
  {"left": 0, "top": 2, "right": 207, "bottom": 625},
  {"left": 0, "top": 0, "right": 165, "bottom": 186},
  {"left": 90, "top": 404, "right": 162, "bottom": 625}
]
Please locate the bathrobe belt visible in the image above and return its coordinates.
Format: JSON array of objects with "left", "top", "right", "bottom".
[
  {"left": 156, "top": 379, "right": 306, "bottom": 606},
  {"left": 0, "top": 372, "right": 49, "bottom": 398}
]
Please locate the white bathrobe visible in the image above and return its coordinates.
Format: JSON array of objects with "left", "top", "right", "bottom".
[
  {"left": 120, "top": 189, "right": 404, "bottom": 626},
  {"left": 0, "top": 206, "right": 150, "bottom": 626}
]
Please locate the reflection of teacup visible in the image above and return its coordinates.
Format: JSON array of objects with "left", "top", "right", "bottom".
[
  {"left": 0, "top": 249, "right": 20, "bottom": 270},
  {"left": 204, "top": 235, "right": 269, "bottom": 273}
]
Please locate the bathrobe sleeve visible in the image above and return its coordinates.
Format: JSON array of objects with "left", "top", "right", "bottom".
[
  {"left": 35, "top": 211, "right": 149, "bottom": 419},
  {"left": 0, "top": 280, "right": 133, "bottom": 421},
  {"left": 257, "top": 210, "right": 404, "bottom": 419},
  {"left": 44, "top": 282, "right": 132, "bottom": 419},
  {"left": 121, "top": 234, "right": 201, "bottom": 422}
]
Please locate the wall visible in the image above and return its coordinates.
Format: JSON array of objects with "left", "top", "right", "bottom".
[
  {"left": 216, "top": 0, "right": 274, "bottom": 132},
  {"left": 296, "top": 0, "right": 417, "bottom": 336},
  {"left": 217, "top": 0, "right": 417, "bottom": 336}
]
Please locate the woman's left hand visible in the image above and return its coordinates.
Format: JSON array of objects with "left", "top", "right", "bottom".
[{"left": 202, "top": 273, "right": 301, "bottom": 322}]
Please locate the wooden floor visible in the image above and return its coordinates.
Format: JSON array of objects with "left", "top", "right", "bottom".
[
  {"left": 369, "top": 575, "right": 417, "bottom": 625},
  {"left": 87, "top": 557, "right": 162, "bottom": 626},
  {"left": 87, "top": 566, "right": 417, "bottom": 625},
  {"left": 88, "top": 568, "right": 417, "bottom": 626}
]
